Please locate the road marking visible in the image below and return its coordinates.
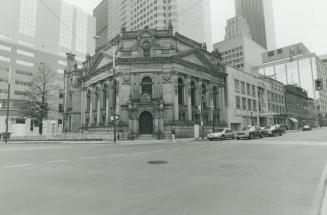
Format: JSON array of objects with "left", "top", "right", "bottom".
[
  {"left": 309, "top": 161, "right": 327, "bottom": 215},
  {"left": 107, "top": 153, "right": 126, "bottom": 157},
  {"left": 133, "top": 152, "right": 149, "bottom": 155},
  {"left": 2, "top": 164, "right": 32, "bottom": 169},
  {"left": 80, "top": 156, "right": 101, "bottom": 160},
  {"left": 47, "top": 160, "right": 69, "bottom": 163},
  {"left": 154, "top": 150, "right": 165, "bottom": 153}
]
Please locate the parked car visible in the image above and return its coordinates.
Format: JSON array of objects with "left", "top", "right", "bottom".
[
  {"left": 236, "top": 126, "right": 264, "bottom": 140},
  {"left": 262, "top": 125, "right": 283, "bottom": 137},
  {"left": 207, "top": 128, "right": 235, "bottom": 140},
  {"left": 274, "top": 124, "right": 286, "bottom": 134},
  {"left": 303, "top": 125, "right": 312, "bottom": 131}
]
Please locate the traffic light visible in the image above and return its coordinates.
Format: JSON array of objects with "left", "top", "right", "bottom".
[{"left": 315, "top": 79, "right": 323, "bottom": 91}]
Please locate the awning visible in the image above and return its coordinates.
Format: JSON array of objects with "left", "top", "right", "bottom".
[{"left": 290, "top": 118, "right": 298, "bottom": 123}]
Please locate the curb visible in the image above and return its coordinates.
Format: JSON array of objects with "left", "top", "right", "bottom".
[{"left": 309, "top": 162, "right": 327, "bottom": 215}]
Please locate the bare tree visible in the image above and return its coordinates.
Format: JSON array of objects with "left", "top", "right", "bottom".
[{"left": 21, "top": 63, "right": 59, "bottom": 135}]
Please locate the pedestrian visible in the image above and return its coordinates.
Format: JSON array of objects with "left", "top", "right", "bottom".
[{"left": 171, "top": 127, "right": 176, "bottom": 143}]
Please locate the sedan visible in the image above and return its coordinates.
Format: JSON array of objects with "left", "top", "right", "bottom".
[{"left": 207, "top": 128, "right": 235, "bottom": 141}]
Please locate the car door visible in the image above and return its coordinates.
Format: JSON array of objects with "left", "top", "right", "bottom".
[{"left": 226, "top": 129, "right": 231, "bottom": 138}]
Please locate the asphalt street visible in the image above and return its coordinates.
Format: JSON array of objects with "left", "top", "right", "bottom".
[{"left": 1, "top": 128, "right": 327, "bottom": 215}]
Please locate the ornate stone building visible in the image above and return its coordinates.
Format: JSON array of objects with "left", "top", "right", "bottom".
[{"left": 63, "top": 26, "right": 227, "bottom": 139}]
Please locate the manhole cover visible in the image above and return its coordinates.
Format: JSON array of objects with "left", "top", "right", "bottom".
[{"left": 148, "top": 160, "right": 168, "bottom": 165}]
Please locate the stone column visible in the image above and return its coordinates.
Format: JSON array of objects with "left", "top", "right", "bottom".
[
  {"left": 105, "top": 80, "right": 110, "bottom": 125},
  {"left": 97, "top": 83, "right": 102, "bottom": 126},
  {"left": 173, "top": 76, "right": 179, "bottom": 120},
  {"left": 219, "top": 87, "right": 226, "bottom": 122},
  {"left": 80, "top": 85, "right": 86, "bottom": 126},
  {"left": 89, "top": 87, "right": 94, "bottom": 126},
  {"left": 186, "top": 77, "right": 192, "bottom": 121}
]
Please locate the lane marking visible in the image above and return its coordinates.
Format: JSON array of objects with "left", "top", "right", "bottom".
[
  {"left": 47, "top": 160, "right": 69, "bottom": 163},
  {"left": 2, "top": 164, "right": 32, "bottom": 169},
  {"left": 106, "top": 153, "right": 126, "bottom": 157},
  {"left": 80, "top": 156, "right": 101, "bottom": 160},
  {"left": 133, "top": 152, "right": 149, "bottom": 155},
  {"left": 154, "top": 150, "right": 165, "bottom": 153}
]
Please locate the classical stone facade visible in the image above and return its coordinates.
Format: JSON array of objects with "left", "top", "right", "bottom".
[{"left": 63, "top": 26, "right": 227, "bottom": 139}]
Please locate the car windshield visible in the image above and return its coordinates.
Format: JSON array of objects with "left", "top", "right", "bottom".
[
  {"left": 215, "top": 129, "right": 224, "bottom": 132},
  {"left": 242, "top": 127, "right": 251, "bottom": 131}
]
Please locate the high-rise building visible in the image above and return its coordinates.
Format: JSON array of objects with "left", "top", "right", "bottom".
[
  {"left": 225, "top": 15, "right": 252, "bottom": 40},
  {"left": 234, "top": 0, "right": 276, "bottom": 50},
  {"left": 0, "top": 0, "right": 96, "bottom": 136},
  {"left": 93, "top": 0, "right": 109, "bottom": 48},
  {"left": 97, "top": 0, "right": 212, "bottom": 49}
]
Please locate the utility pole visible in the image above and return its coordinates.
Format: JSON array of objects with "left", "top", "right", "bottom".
[{"left": 5, "top": 65, "right": 11, "bottom": 143}]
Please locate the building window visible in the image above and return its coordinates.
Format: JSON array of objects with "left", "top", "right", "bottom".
[
  {"left": 59, "top": 104, "right": 63, "bottom": 113},
  {"left": 142, "top": 41, "right": 151, "bottom": 57},
  {"left": 202, "top": 83, "right": 207, "bottom": 108},
  {"left": 141, "top": 76, "right": 152, "bottom": 96},
  {"left": 246, "top": 83, "right": 251, "bottom": 95},
  {"left": 236, "top": 96, "right": 241, "bottom": 109},
  {"left": 248, "top": 99, "right": 252, "bottom": 111},
  {"left": 241, "top": 81, "right": 245, "bottom": 94},
  {"left": 18, "top": 0, "right": 37, "bottom": 37},
  {"left": 242, "top": 97, "right": 246, "bottom": 110},
  {"left": 277, "top": 49, "right": 283, "bottom": 54},
  {"left": 234, "top": 79, "right": 240, "bottom": 92},
  {"left": 268, "top": 51, "right": 274, "bottom": 57},
  {"left": 253, "top": 100, "right": 257, "bottom": 111},
  {"left": 252, "top": 85, "right": 256, "bottom": 97}
]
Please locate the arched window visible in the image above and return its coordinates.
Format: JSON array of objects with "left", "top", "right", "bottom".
[
  {"left": 213, "top": 87, "right": 218, "bottom": 108},
  {"left": 202, "top": 83, "right": 207, "bottom": 108},
  {"left": 141, "top": 77, "right": 152, "bottom": 96},
  {"left": 191, "top": 81, "right": 196, "bottom": 107},
  {"left": 142, "top": 41, "right": 151, "bottom": 57},
  {"left": 178, "top": 78, "right": 184, "bottom": 105}
]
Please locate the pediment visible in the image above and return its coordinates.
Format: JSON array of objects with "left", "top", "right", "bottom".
[
  {"left": 96, "top": 56, "right": 112, "bottom": 69},
  {"left": 177, "top": 50, "right": 214, "bottom": 69}
]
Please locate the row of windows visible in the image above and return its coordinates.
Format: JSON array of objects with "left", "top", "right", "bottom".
[
  {"left": 16, "top": 70, "right": 33, "bottom": 76},
  {"left": 236, "top": 96, "right": 257, "bottom": 111},
  {"left": 235, "top": 79, "right": 256, "bottom": 97},
  {"left": 221, "top": 46, "right": 243, "bottom": 56},
  {"left": 267, "top": 91, "right": 284, "bottom": 104},
  {"left": 14, "top": 90, "right": 28, "bottom": 96},
  {"left": 222, "top": 52, "right": 243, "bottom": 61},
  {"left": 268, "top": 103, "right": 285, "bottom": 114},
  {"left": 15, "top": 80, "right": 31, "bottom": 86}
]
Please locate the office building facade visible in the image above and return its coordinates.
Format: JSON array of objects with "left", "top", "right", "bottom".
[
  {"left": 0, "top": 0, "right": 96, "bottom": 136},
  {"left": 100, "top": 0, "right": 212, "bottom": 49},
  {"left": 258, "top": 43, "right": 327, "bottom": 115},
  {"left": 234, "top": 0, "right": 276, "bottom": 49}
]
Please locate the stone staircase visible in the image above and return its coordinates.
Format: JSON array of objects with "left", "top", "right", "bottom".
[{"left": 137, "top": 134, "right": 155, "bottom": 140}]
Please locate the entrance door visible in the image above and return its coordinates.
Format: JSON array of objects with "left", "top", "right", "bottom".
[{"left": 139, "top": 111, "right": 153, "bottom": 134}]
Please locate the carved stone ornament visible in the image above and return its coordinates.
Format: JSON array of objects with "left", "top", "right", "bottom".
[
  {"left": 163, "top": 73, "right": 171, "bottom": 81},
  {"left": 122, "top": 72, "right": 131, "bottom": 82},
  {"left": 140, "top": 93, "right": 151, "bottom": 103}
]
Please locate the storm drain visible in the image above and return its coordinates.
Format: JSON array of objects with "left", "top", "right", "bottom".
[{"left": 148, "top": 161, "right": 168, "bottom": 165}]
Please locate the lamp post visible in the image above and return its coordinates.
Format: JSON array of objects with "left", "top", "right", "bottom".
[{"left": 210, "top": 105, "right": 215, "bottom": 132}]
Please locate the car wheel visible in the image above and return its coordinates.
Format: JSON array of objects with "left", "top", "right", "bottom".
[
  {"left": 237, "top": 137, "right": 240, "bottom": 140},
  {"left": 260, "top": 133, "right": 264, "bottom": 138},
  {"left": 221, "top": 135, "right": 225, "bottom": 140},
  {"left": 249, "top": 134, "right": 252, "bottom": 139}
]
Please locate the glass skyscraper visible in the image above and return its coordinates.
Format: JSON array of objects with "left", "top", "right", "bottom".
[{"left": 234, "top": 0, "right": 276, "bottom": 50}]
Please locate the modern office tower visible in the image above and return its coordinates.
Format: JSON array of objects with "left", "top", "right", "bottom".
[
  {"left": 257, "top": 43, "right": 327, "bottom": 114},
  {"left": 214, "top": 35, "right": 266, "bottom": 72},
  {"left": 234, "top": 0, "right": 276, "bottom": 50},
  {"left": 0, "top": 0, "right": 96, "bottom": 136},
  {"left": 225, "top": 15, "right": 252, "bottom": 40},
  {"left": 93, "top": 0, "right": 109, "bottom": 48},
  {"left": 100, "top": 0, "right": 212, "bottom": 49}
]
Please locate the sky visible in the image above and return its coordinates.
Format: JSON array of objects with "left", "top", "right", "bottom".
[{"left": 64, "top": 0, "right": 327, "bottom": 56}]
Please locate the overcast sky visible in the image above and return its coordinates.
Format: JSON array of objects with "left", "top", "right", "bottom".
[{"left": 64, "top": 0, "right": 327, "bottom": 55}]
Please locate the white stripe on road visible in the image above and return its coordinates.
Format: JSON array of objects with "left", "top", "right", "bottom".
[
  {"left": 133, "top": 152, "right": 149, "bottom": 155},
  {"left": 80, "top": 156, "right": 100, "bottom": 160},
  {"left": 106, "top": 153, "right": 126, "bottom": 157},
  {"left": 2, "top": 164, "right": 32, "bottom": 169},
  {"left": 47, "top": 160, "right": 69, "bottom": 163},
  {"left": 154, "top": 150, "right": 165, "bottom": 153}
]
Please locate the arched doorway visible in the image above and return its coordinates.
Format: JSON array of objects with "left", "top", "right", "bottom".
[{"left": 139, "top": 111, "right": 153, "bottom": 134}]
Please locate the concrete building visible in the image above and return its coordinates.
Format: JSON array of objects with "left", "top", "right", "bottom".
[
  {"left": 226, "top": 66, "right": 286, "bottom": 131},
  {"left": 214, "top": 35, "right": 266, "bottom": 73},
  {"left": 258, "top": 43, "right": 327, "bottom": 116},
  {"left": 63, "top": 26, "right": 227, "bottom": 139},
  {"left": 225, "top": 15, "right": 252, "bottom": 40},
  {"left": 93, "top": 0, "right": 109, "bottom": 48},
  {"left": 99, "top": 0, "right": 212, "bottom": 49},
  {"left": 0, "top": 0, "right": 96, "bottom": 136},
  {"left": 234, "top": 0, "right": 276, "bottom": 50},
  {"left": 284, "top": 85, "right": 317, "bottom": 129}
]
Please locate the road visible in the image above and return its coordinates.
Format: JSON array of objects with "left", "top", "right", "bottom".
[{"left": 1, "top": 128, "right": 327, "bottom": 215}]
